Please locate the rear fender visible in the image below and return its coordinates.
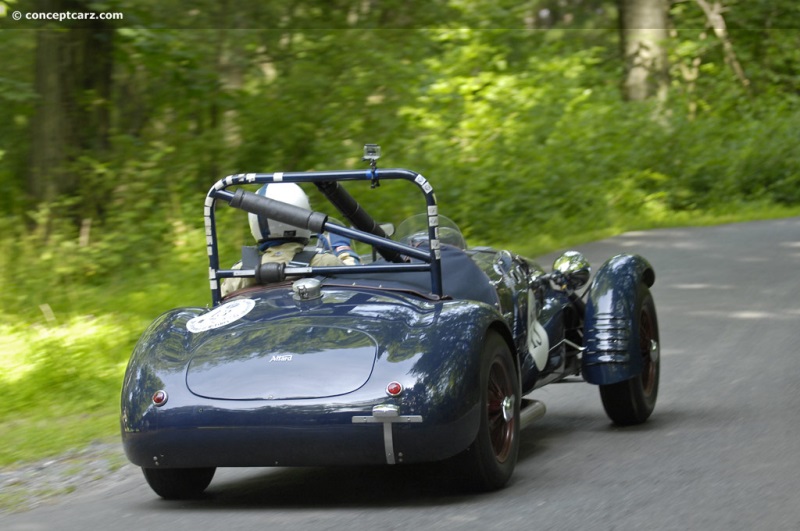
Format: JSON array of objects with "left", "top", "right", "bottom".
[
  {"left": 121, "top": 308, "right": 201, "bottom": 435},
  {"left": 582, "top": 254, "right": 655, "bottom": 385}
]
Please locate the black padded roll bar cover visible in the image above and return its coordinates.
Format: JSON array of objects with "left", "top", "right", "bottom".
[
  {"left": 255, "top": 262, "right": 286, "bottom": 284},
  {"left": 315, "top": 180, "right": 405, "bottom": 263},
  {"left": 230, "top": 188, "right": 328, "bottom": 234},
  {"left": 316, "top": 181, "right": 385, "bottom": 236}
]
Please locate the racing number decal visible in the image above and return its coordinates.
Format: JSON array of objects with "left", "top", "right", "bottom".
[
  {"left": 527, "top": 290, "right": 549, "bottom": 370},
  {"left": 187, "top": 299, "right": 256, "bottom": 333}
]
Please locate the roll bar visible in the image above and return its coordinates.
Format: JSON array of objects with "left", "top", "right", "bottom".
[
  {"left": 228, "top": 188, "right": 329, "bottom": 234},
  {"left": 313, "top": 180, "right": 404, "bottom": 263},
  {"left": 204, "top": 169, "right": 442, "bottom": 306}
]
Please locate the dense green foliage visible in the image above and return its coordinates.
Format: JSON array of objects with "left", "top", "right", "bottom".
[{"left": 0, "top": 0, "right": 798, "bottom": 463}]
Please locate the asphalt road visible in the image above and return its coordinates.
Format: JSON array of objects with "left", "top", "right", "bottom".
[{"left": 5, "top": 218, "right": 800, "bottom": 531}]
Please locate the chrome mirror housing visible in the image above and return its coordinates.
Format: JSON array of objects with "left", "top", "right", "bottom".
[{"left": 552, "top": 251, "right": 591, "bottom": 290}]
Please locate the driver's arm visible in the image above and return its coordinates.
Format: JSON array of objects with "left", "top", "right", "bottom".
[{"left": 319, "top": 232, "right": 361, "bottom": 266}]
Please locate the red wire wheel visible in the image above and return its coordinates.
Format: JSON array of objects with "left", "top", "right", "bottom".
[{"left": 487, "top": 358, "right": 516, "bottom": 463}]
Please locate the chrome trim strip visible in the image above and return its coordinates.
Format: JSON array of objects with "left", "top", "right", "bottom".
[
  {"left": 352, "top": 405, "right": 423, "bottom": 464},
  {"left": 383, "top": 423, "right": 395, "bottom": 464}
]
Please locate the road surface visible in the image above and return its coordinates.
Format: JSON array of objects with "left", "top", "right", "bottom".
[{"left": 4, "top": 218, "right": 800, "bottom": 530}]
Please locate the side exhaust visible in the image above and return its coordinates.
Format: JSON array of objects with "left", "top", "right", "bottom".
[{"left": 520, "top": 399, "right": 546, "bottom": 430}]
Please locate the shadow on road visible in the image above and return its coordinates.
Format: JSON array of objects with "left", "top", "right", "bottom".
[
  {"left": 148, "top": 465, "right": 474, "bottom": 510},
  {"left": 137, "top": 424, "right": 566, "bottom": 510},
  {"left": 138, "top": 411, "right": 669, "bottom": 511}
]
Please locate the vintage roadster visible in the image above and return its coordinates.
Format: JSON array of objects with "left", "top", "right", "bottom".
[{"left": 121, "top": 147, "right": 660, "bottom": 499}]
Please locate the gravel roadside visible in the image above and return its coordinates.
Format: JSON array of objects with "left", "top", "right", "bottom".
[{"left": 0, "top": 441, "right": 136, "bottom": 514}]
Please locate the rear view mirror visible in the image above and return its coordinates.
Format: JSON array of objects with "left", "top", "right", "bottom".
[{"left": 552, "top": 251, "right": 591, "bottom": 290}]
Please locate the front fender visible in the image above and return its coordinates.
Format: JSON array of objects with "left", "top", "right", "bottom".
[{"left": 582, "top": 254, "right": 655, "bottom": 385}]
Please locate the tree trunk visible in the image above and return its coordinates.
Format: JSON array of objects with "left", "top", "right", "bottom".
[
  {"left": 29, "top": 0, "right": 113, "bottom": 205},
  {"left": 30, "top": 26, "right": 71, "bottom": 203},
  {"left": 618, "top": 0, "right": 670, "bottom": 101}
]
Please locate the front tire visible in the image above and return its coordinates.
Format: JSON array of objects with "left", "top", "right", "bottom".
[
  {"left": 142, "top": 467, "right": 216, "bottom": 499},
  {"left": 456, "top": 330, "right": 520, "bottom": 491},
  {"left": 599, "top": 288, "right": 660, "bottom": 425}
]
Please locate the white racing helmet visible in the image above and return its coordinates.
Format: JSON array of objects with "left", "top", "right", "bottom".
[{"left": 248, "top": 183, "right": 313, "bottom": 243}]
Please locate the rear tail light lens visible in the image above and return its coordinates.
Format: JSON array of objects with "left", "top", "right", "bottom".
[
  {"left": 386, "top": 382, "right": 403, "bottom": 396},
  {"left": 152, "top": 390, "right": 168, "bottom": 407}
]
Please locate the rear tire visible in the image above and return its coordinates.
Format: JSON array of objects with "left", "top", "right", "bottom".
[
  {"left": 142, "top": 467, "right": 216, "bottom": 499},
  {"left": 599, "top": 288, "right": 660, "bottom": 425},
  {"left": 455, "top": 330, "right": 520, "bottom": 491}
]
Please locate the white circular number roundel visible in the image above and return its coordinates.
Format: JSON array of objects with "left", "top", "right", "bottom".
[
  {"left": 186, "top": 299, "right": 256, "bottom": 334},
  {"left": 527, "top": 290, "right": 549, "bottom": 370}
]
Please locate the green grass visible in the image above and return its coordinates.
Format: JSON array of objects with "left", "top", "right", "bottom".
[
  {"left": 0, "top": 316, "right": 135, "bottom": 465},
  {"left": 1, "top": 203, "right": 799, "bottom": 467},
  {"left": 0, "top": 256, "right": 208, "bottom": 466},
  {"left": 0, "top": 411, "right": 120, "bottom": 465}
]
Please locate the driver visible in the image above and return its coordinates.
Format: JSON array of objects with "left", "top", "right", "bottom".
[{"left": 221, "top": 183, "right": 355, "bottom": 297}]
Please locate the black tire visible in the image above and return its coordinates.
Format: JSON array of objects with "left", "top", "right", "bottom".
[
  {"left": 599, "top": 288, "right": 660, "bottom": 426},
  {"left": 455, "top": 330, "right": 520, "bottom": 491},
  {"left": 142, "top": 467, "right": 216, "bottom": 499}
]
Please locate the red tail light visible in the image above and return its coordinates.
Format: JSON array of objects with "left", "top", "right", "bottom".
[
  {"left": 152, "top": 390, "right": 168, "bottom": 407},
  {"left": 386, "top": 382, "right": 403, "bottom": 396}
]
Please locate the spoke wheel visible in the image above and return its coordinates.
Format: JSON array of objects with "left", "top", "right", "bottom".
[
  {"left": 454, "top": 330, "right": 520, "bottom": 491},
  {"left": 487, "top": 360, "right": 516, "bottom": 463},
  {"left": 599, "top": 288, "right": 660, "bottom": 425},
  {"left": 639, "top": 309, "right": 658, "bottom": 398}
]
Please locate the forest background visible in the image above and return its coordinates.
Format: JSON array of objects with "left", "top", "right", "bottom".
[{"left": 0, "top": 0, "right": 798, "bottom": 465}]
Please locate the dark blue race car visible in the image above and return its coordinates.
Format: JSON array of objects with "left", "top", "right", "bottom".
[{"left": 121, "top": 147, "right": 660, "bottom": 499}]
